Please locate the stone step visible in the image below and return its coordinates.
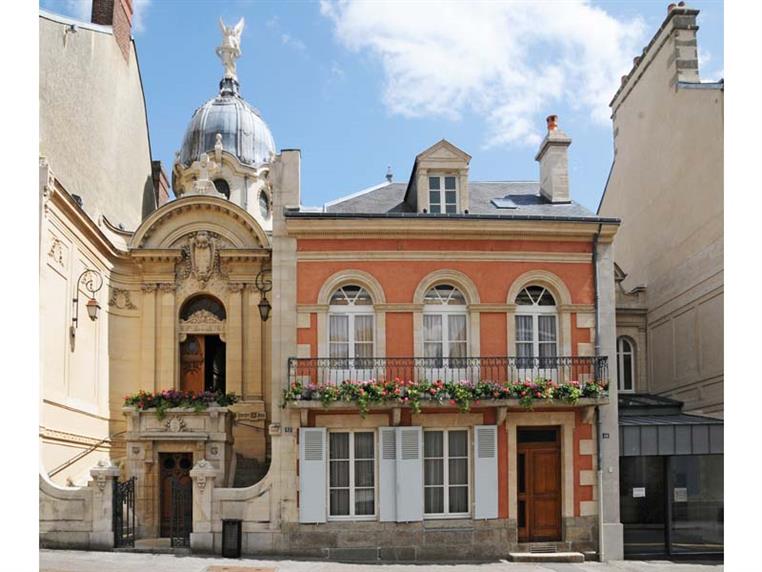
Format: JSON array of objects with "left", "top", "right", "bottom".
[{"left": 508, "top": 551, "right": 585, "bottom": 563}]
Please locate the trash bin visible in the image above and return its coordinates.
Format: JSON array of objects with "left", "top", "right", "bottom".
[{"left": 221, "top": 519, "right": 242, "bottom": 558}]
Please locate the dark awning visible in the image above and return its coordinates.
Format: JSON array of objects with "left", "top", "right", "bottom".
[{"left": 619, "top": 413, "right": 723, "bottom": 456}]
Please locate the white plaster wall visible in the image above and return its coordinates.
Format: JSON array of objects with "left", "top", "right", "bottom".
[{"left": 39, "top": 14, "right": 154, "bottom": 230}]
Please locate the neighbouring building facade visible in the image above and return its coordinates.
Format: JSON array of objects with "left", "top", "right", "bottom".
[
  {"left": 598, "top": 3, "right": 724, "bottom": 559},
  {"left": 40, "top": 1, "right": 626, "bottom": 561}
]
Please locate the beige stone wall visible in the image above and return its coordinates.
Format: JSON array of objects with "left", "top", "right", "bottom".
[
  {"left": 39, "top": 13, "right": 154, "bottom": 231},
  {"left": 599, "top": 10, "right": 723, "bottom": 417},
  {"left": 40, "top": 164, "right": 120, "bottom": 485}
]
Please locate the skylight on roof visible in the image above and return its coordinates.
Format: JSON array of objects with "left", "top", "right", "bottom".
[{"left": 491, "top": 197, "right": 517, "bottom": 209}]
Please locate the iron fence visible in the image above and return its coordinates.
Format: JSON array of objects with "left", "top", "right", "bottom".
[
  {"left": 287, "top": 356, "right": 608, "bottom": 387},
  {"left": 113, "top": 477, "right": 136, "bottom": 548}
]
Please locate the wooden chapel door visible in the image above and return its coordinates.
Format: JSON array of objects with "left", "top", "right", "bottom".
[
  {"left": 517, "top": 427, "right": 562, "bottom": 542},
  {"left": 180, "top": 335, "right": 205, "bottom": 393},
  {"left": 159, "top": 453, "right": 193, "bottom": 537}
]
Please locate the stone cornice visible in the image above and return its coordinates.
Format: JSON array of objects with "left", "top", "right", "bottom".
[
  {"left": 285, "top": 217, "right": 619, "bottom": 241},
  {"left": 297, "top": 250, "right": 592, "bottom": 263}
]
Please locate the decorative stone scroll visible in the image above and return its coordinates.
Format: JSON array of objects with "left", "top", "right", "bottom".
[{"left": 109, "top": 287, "right": 138, "bottom": 310}]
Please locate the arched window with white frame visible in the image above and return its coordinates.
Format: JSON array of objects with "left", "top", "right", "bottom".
[
  {"left": 515, "top": 285, "right": 558, "bottom": 372},
  {"left": 423, "top": 285, "right": 468, "bottom": 377},
  {"left": 328, "top": 285, "right": 374, "bottom": 377},
  {"left": 617, "top": 336, "right": 635, "bottom": 392}
]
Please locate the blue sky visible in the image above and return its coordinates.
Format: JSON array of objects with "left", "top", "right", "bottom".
[{"left": 40, "top": 0, "right": 724, "bottom": 212}]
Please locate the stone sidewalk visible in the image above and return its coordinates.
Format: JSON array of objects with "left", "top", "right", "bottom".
[{"left": 39, "top": 550, "right": 723, "bottom": 572}]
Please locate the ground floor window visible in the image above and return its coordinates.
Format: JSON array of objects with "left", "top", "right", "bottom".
[
  {"left": 620, "top": 454, "right": 723, "bottom": 557},
  {"left": 424, "top": 429, "right": 469, "bottom": 517},
  {"left": 328, "top": 431, "right": 376, "bottom": 518}
]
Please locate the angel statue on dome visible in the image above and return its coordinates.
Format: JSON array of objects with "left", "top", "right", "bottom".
[{"left": 216, "top": 17, "right": 245, "bottom": 80}]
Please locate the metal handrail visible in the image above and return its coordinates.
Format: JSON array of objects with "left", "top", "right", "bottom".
[
  {"left": 288, "top": 355, "right": 608, "bottom": 386},
  {"left": 47, "top": 430, "right": 127, "bottom": 478}
]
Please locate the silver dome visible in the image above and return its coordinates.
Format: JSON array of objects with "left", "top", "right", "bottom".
[{"left": 178, "top": 80, "right": 276, "bottom": 167}]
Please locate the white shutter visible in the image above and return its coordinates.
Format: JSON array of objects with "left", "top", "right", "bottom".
[
  {"left": 473, "top": 425, "right": 498, "bottom": 519},
  {"left": 378, "top": 427, "right": 397, "bottom": 522},
  {"left": 299, "top": 427, "right": 327, "bottom": 523},
  {"left": 395, "top": 426, "right": 423, "bottom": 522}
]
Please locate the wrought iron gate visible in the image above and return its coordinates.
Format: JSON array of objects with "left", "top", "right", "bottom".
[
  {"left": 113, "top": 476, "right": 136, "bottom": 548},
  {"left": 170, "top": 476, "right": 192, "bottom": 547}
]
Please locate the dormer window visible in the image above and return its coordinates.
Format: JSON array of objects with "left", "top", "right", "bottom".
[{"left": 429, "top": 175, "right": 458, "bottom": 214}]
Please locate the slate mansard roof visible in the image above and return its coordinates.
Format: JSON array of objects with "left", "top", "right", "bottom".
[{"left": 295, "top": 180, "right": 617, "bottom": 223}]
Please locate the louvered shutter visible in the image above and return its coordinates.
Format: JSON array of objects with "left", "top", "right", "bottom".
[
  {"left": 474, "top": 425, "right": 498, "bottom": 519},
  {"left": 378, "top": 427, "right": 397, "bottom": 522},
  {"left": 299, "top": 427, "right": 327, "bottom": 523},
  {"left": 395, "top": 426, "right": 423, "bottom": 522}
]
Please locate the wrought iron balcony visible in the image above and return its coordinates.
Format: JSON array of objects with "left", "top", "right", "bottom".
[{"left": 287, "top": 356, "right": 608, "bottom": 387}]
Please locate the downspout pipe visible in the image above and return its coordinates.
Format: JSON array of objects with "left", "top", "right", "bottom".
[{"left": 593, "top": 223, "right": 605, "bottom": 561}]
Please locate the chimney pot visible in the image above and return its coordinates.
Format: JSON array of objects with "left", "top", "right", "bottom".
[
  {"left": 668, "top": 3, "right": 677, "bottom": 12},
  {"left": 546, "top": 115, "right": 558, "bottom": 132}
]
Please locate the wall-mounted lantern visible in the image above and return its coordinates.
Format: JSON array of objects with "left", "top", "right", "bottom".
[
  {"left": 254, "top": 266, "right": 272, "bottom": 322},
  {"left": 70, "top": 269, "right": 104, "bottom": 341}
]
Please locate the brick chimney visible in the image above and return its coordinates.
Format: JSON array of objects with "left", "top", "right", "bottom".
[
  {"left": 535, "top": 115, "right": 572, "bottom": 204},
  {"left": 152, "top": 161, "right": 170, "bottom": 207},
  {"left": 91, "top": 0, "right": 134, "bottom": 62}
]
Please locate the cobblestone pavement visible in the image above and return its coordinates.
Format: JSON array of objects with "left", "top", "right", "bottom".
[{"left": 39, "top": 550, "right": 723, "bottom": 572}]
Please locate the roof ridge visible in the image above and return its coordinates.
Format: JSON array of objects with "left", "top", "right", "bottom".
[{"left": 323, "top": 181, "right": 396, "bottom": 210}]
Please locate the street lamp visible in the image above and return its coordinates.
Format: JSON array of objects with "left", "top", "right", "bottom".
[
  {"left": 70, "top": 269, "right": 103, "bottom": 342},
  {"left": 254, "top": 266, "right": 272, "bottom": 322}
]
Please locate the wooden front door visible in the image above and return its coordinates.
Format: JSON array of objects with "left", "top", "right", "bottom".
[
  {"left": 180, "top": 335, "right": 205, "bottom": 393},
  {"left": 517, "top": 427, "right": 562, "bottom": 542},
  {"left": 159, "top": 453, "right": 193, "bottom": 538}
]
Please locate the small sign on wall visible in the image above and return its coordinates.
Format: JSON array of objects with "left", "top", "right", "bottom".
[
  {"left": 632, "top": 487, "right": 646, "bottom": 498},
  {"left": 674, "top": 487, "right": 688, "bottom": 503}
]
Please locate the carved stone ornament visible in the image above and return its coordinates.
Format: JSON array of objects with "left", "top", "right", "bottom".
[
  {"left": 159, "top": 282, "right": 176, "bottom": 293},
  {"left": 141, "top": 283, "right": 158, "bottom": 293},
  {"left": 47, "top": 238, "right": 64, "bottom": 268},
  {"left": 183, "top": 309, "right": 223, "bottom": 325},
  {"left": 165, "top": 416, "right": 187, "bottom": 433},
  {"left": 175, "top": 231, "right": 227, "bottom": 286},
  {"left": 109, "top": 287, "right": 138, "bottom": 310}
]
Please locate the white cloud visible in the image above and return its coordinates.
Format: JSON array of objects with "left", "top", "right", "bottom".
[
  {"left": 281, "top": 33, "right": 307, "bottom": 53},
  {"left": 132, "top": 0, "right": 151, "bottom": 34},
  {"left": 320, "top": 0, "right": 645, "bottom": 147},
  {"left": 61, "top": 0, "right": 91, "bottom": 21}
]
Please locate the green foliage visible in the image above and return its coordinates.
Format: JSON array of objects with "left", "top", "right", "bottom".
[
  {"left": 123, "top": 389, "right": 239, "bottom": 420},
  {"left": 282, "top": 377, "right": 607, "bottom": 417}
]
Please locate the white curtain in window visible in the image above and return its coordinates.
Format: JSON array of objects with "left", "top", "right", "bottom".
[
  {"left": 354, "top": 315, "right": 374, "bottom": 361},
  {"left": 538, "top": 315, "right": 557, "bottom": 358},
  {"left": 448, "top": 315, "right": 467, "bottom": 360},
  {"left": 423, "top": 315, "right": 443, "bottom": 359},
  {"left": 329, "top": 315, "right": 349, "bottom": 359},
  {"left": 516, "top": 315, "right": 533, "bottom": 358},
  {"left": 329, "top": 433, "right": 350, "bottom": 516},
  {"left": 353, "top": 432, "right": 375, "bottom": 516}
]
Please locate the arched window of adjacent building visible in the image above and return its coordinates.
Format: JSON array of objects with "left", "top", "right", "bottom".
[
  {"left": 213, "top": 178, "right": 230, "bottom": 199},
  {"left": 617, "top": 336, "right": 635, "bottom": 392},
  {"left": 515, "top": 285, "right": 557, "bottom": 367},
  {"left": 423, "top": 285, "right": 468, "bottom": 368},
  {"left": 329, "top": 285, "right": 374, "bottom": 369}
]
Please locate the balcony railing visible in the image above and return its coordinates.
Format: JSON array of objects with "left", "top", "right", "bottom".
[{"left": 287, "top": 356, "right": 608, "bottom": 387}]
